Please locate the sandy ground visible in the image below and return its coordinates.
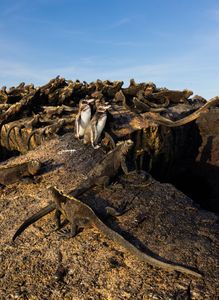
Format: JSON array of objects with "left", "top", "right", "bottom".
[{"left": 0, "top": 133, "right": 218, "bottom": 299}]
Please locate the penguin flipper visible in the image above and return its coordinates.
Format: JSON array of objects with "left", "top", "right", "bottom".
[
  {"left": 91, "top": 122, "right": 99, "bottom": 148},
  {"left": 75, "top": 116, "right": 80, "bottom": 138}
]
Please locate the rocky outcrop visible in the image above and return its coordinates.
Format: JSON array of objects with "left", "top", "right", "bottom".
[
  {"left": 0, "top": 79, "right": 218, "bottom": 298},
  {"left": 0, "top": 134, "right": 218, "bottom": 299},
  {"left": 0, "top": 78, "right": 218, "bottom": 159},
  {"left": 195, "top": 108, "right": 219, "bottom": 212}
]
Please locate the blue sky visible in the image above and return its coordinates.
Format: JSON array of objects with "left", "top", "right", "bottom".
[{"left": 0, "top": 0, "right": 219, "bottom": 98}]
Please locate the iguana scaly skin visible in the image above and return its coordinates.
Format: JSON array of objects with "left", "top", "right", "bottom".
[
  {"left": 52, "top": 188, "right": 202, "bottom": 278},
  {"left": 0, "top": 160, "right": 41, "bottom": 185},
  {"left": 147, "top": 96, "right": 219, "bottom": 127},
  {"left": 12, "top": 140, "right": 133, "bottom": 240},
  {"left": 15, "top": 187, "right": 203, "bottom": 278},
  {"left": 71, "top": 139, "right": 133, "bottom": 197}
]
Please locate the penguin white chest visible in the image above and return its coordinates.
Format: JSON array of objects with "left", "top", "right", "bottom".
[
  {"left": 79, "top": 108, "right": 91, "bottom": 135},
  {"left": 96, "top": 114, "right": 107, "bottom": 135}
]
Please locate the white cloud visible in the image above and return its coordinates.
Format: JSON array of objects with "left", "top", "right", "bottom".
[
  {"left": 0, "top": 56, "right": 218, "bottom": 97},
  {"left": 0, "top": 60, "right": 49, "bottom": 86},
  {"left": 0, "top": 27, "right": 218, "bottom": 99},
  {"left": 0, "top": 0, "right": 26, "bottom": 17},
  {"left": 87, "top": 39, "right": 142, "bottom": 47},
  {"left": 208, "top": 8, "right": 219, "bottom": 21},
  {"left": 109, "top": 17, "right": 131, "bottom": 29}
]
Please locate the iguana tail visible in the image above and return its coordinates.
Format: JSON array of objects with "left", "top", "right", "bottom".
[
  {"left": 148, "top": 95, "right": 219, "bottom": 127},
  {"left": 12, "top": 203, "right": 56, "bottom": 241},
  {"left": 69, "top": 183, "right": 96, "bottom": 198},
  {"left": 94, "top": 217, "right": 203, "bottom": 278}
]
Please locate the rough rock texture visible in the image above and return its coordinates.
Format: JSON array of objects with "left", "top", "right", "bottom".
[
  {"left": 0, "top": 134, "right": 218, "bottom": 299},
  {"left": 0, "top": 78, "right": 217, "bottom": 160},
  {"left": 1, "top": 79, "right": 219, "bottom": 216},
  {"left": 195, "top": 108, "right": 219, "bottom": 212},
  {"left": 171, "top": 108, "right": 219, "bottom": 213}
]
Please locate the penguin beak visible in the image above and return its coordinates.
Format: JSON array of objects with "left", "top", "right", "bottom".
[
  {"left": 97, "top": 104, "right": 111, "bottom": 112},
  {"left": 86, "top": 98, "right": 95, "bottom": 104},
  {"left": 104, "top": 105, "right": 111, "bottom": 110}
]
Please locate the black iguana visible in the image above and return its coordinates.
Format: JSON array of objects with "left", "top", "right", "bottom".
[
  {"left": 0, "top": 160, "right": 41, "bottom": 185},
  {"left": 14, "top": 187, "right": 203, "bottom": 278},
  {"left": 70, "top": 139, "right": 133, "bottom": 197},
  {"left": 12, "top": 139, "right": 133, "bottom": 240}
]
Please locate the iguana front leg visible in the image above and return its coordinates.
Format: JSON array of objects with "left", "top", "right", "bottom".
[
  {"left": 57, "top": 224, "right": 78, "bottom": 238},
  {"left": 121, "top": 156, "right": 129, "bottom": 174},
  {"left": 55, "top": 209, "right": 78, "bottom": 238},
  {"left": 93, "top": 175, "right": 110, "bottom": 189},
  {"left": 54, "top": 209, "right": 62, "bottom": 229},
  {"left": 105, "top": 204, "right": 130, "bottom": 217},
  {"left": 102, "top": 132, "right": 116, "bottom": 150},
  {"left": 58, "top": 221, "right": 77, "bottom": 238},
  {"left": 105, "top": 206, "right": 121, "bottom": 217}
]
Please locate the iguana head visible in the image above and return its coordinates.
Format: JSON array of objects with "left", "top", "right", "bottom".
[
  {"left": 27, "top": 160, "right": 41, "bottom": 175},
  {"left": 117, "top": 139, "right": 133, "bottom": 154}
]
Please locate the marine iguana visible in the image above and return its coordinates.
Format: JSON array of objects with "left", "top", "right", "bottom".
[
  {"left": 14, "top": 187, "right": 202, "bottom": 278},
  {"left": 111, "top": 96, "right": 219, "bottom": 137},
  {"left": 71, "top": 139, "right": 133, "bottom": 197},
  {"left": 147, "top": 95, "right": 219, "bottom": 127},
  {"left": 12, "top": 140, "right": 134, "bottom": 240},
  {"left": 0, "top": 160, "right": 41, "bottom": 185}
]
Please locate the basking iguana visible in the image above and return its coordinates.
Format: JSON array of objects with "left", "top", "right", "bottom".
[
  {"left": 70, "top": 139, "right": 133, "bottom": 197},
  {"left": 12, "top": 139, "right": 133, "bottom": 240},
  {"left": 14, "top": 187, "right": 202, "bottom": 278},
  {"left": 0, "top": 160, "right": 41, "bottom": 185}
]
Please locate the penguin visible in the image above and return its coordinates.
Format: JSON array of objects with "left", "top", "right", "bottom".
[
  {"left": 75, "top": 98, "right": 95, "bottom": 139},
  {"left": 83, "top": 104, "right": 111, "bottom": 149}
]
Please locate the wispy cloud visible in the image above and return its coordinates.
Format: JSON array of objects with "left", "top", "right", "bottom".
[
  {"left": 87, "top": 39, "right": 142, "bottom": 47},
  {"left": 0, "top": 57, "right": 218, "bottom": 99},
  {"left": 192, "top": 30, "right": 219, "bottom": 52},
  {"left": 79, "top": 56, "right": 100, "bottom": 66},
  {"left": 0, "top": 59, "right": 49, "bottom": 86},
  {"left": 14, "top": 16, "right": 56, "bottom": 26},
  {"left": 108, "top": 17, "right": 131, "bottom": 29},
  {"left": 0, "top": 20, "right": 218, "bottom": 100},
  {"left": 207, "top": 8, "right": 219, "bottom": 21},
  {"left": 0, "top": 0, "right": 26, "bottom": 17}
]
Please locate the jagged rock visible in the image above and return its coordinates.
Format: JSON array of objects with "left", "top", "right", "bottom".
[
  {"left": 0, "top": 78, "right": 218, "bottom": 214},
  {"left": 0, "top": 89, "right": 41, "bottom": 125},
  {"left": 0, "top": 134, "right": 218, "bottom": 299},
  {"left": 0, "top": 78, "right": 218, "bottom": 299},
  {"left": 163, "top": 107, "right": 219, "bottom": 214},
  {"left": 148, "top": 89, "right": 193, "bottom": 104},
  {"left": 0, "top": 86, "right": 8, "bottom": 103},
  {"left": 194, "top": 108, "right": 219, "bottom": 212}
]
